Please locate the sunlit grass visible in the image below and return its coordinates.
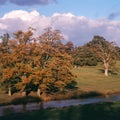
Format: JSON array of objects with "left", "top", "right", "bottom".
[{"left": 73, "top": 61, "right": 120, "bottom": 94}]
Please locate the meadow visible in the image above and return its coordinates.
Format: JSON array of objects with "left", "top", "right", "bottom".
[{"left": 74, "top": 62, "right": 120, "bottom": 95}]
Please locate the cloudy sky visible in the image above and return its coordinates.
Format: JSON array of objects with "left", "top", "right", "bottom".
[{"left": 1, "top": 0, "right": 120, "bottom": 45}]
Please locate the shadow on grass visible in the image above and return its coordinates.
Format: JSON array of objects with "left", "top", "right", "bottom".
[
  {"left": 40, "top": 90, "right": 104, "bottom": 101},
  {"left": 79, "top": 91, "right": 103, "bottom": 98},
  {"left": 11, "top": 96, "right": 41, "bottom": 105},
  {"left": 98, "top": 69, "right": 118, "bottom": 75},
  {"left": 1, "top": 101, "right": 120, "bottom": 120},
  {"left": 0, "top": 90, "right": 105, "bottom": 107}
]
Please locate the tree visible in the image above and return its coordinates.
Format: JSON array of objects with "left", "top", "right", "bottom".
[
  {"left": 64, "top": 41, "right": 75, "bottom": 55},
  {"left": 37, "top": 27, "right": 76, "bottom": 94},
  {"left": 73, "top": 46, "right": 97, "bottom": 67},
  {"left": 86, "top": 35, "right": 117, "bottom": 76},
  {"left": 0, "top": 28, "right": 76, "bottom": 96},
  {"left": 0, "top": 30, "right": 35, "bottom": 96},
  {"left": 12, "top": 29, "right": 40, "bottom": 96},
  {"left": 0, "top": 33, "right": 14, "bottom": 96}
]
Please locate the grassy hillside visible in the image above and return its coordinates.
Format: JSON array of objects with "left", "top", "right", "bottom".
[{"left": 74, "top": 61, "right": 120, "bottom": 94}]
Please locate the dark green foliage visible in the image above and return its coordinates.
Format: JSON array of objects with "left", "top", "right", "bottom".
[
  {"left": 65, "top": 80, "right": 77, "bottom": 89},
  {"left": 73, "top": 46, "right": 97, "bottom": 66},
  {"left": 86, "top": 35, "right": 107, "bottom": 47},
  {"left": 115, "top": 46, "right": 120, "bottom": 60}
]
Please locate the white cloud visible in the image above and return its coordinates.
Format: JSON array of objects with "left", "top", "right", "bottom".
[
  {"left": 0, "top": 10, "right": 51, "bottom": 35},
  {"left": 1, "top": 10, "right": 120, "bottom": 46},
  {"left": 2, "top": 10, "right": 40, "bottom": 21},
  {"left": 0, "top": 23, "right": 7, "bottom": 29}
]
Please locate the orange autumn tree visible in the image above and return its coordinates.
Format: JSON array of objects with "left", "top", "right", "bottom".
[
  {"left": 37, "top": 27, "right": 76, "bottom": 95},
  {"left": 0, "top": 33, "right": 15, "bottom": 96},
  {"left": 0, "top": 27, "right": 76, "bottom": 96},
  {"left": 11, "top": 28, "right": 42, "bottom": 96},
  {"left": 0, "top": 29, "right": 36, "bottom": 96}
]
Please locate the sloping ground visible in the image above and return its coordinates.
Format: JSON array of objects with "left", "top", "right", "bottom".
[{"left": 74, "top": 62, "right": 120, "bottom": 94}]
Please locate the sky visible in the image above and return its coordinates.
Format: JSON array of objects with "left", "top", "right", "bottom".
[{"left": 1, "top": 0, "right": 120, "bottom": 46}]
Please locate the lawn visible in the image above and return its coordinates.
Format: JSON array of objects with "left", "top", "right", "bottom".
[{"left": 73, "top": 62, "right": 120, "bottom": 94}]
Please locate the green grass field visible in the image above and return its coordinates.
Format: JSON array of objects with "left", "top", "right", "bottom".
[{"left": 73, "top": 62, "right": 120, "bottom": 94}]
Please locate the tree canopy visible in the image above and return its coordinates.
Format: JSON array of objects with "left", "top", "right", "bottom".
[
  {"left": 0, "top": 28, "right": 76, "bottom": 96},
  {"left": 86, "top": 35, "right": 118, "bottom": 76}
]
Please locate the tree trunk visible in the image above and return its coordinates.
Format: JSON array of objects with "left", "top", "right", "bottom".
[
  {"left": 104, "top": 62, "right": 109, "bottom": 76},
  {"left": 22, "top": 91, "right": 26, "bottom": 96},
  {"left": 8, "top": 87, "right": 12, "bottom": 96},
  {"left": 37, "top": 88, "right": 41, "bottom": 97},
  {"left": 105, "top": 68, "right": 108, "bottom": 76}
]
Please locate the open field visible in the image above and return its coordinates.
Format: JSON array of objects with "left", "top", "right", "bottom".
[
  {"left": 73, "top": 62, "right": 120, "bottom": 94},
  {"left": 1, "top": 101, "right": 120, "bottom": 120}
]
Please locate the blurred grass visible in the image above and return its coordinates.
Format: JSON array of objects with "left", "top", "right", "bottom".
[{"left": 0, "top": 101, "right": 120, "bottom": 120}]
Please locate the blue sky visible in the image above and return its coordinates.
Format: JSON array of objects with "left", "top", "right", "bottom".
[
  {"left": 1, "top": 0, "right": 120, "bottom": 19},
  {"left": 0, "top": 0, "right": 120, "bottom": 45}
]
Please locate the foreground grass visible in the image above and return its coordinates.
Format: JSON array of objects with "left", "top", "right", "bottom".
[{"left": 1, "top": 101, "right": 120, "bottom": 120}]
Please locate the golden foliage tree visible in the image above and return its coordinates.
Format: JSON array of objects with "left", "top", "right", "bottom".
[{"left": 0, "top": 28, "right": 76, "bottom": 96}]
